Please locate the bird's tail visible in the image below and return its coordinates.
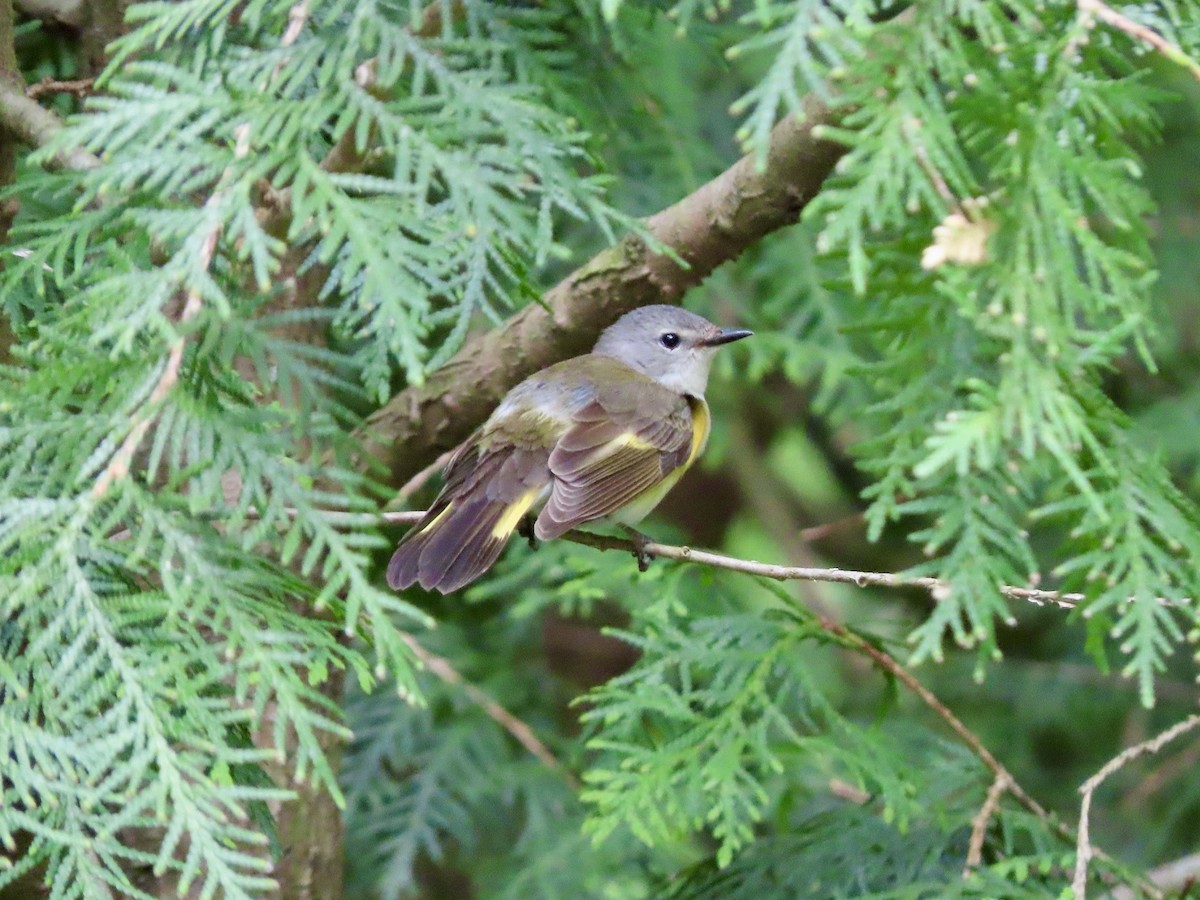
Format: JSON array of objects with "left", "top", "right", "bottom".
[{"left": 386, "top": 488, "right": 541, "bottom": 594}]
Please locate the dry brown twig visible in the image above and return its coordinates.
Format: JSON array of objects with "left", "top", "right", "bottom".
[
  {"left": 558, "top": 528, "right": 1107, "bottom": 610},
  {"left": 25, "top": 76, "right": 94, "bottom": 99},
  {"left": 1076, "top": 0, "right": 1200, "bottom": 83},
  {"left": 1119, "top": 734, "right": 1200, "bottom": 811},
  {"left": 90, "top": 124, "right": 254, "bottom": 499},
  {"left": 269, "top": 507, "right": 1197, "bottom": 614},
  {"left": 1072, "top": 714, "right": 1200, "bottom": 899},
  {"left": 965, "top": 773, "right": 1011, "bottom": 875},
  {"left": 798, "top": 510, "right": 866, "bottom": 543},
  {"left": 396, "top": 444, "right": 460, "bottom": 502},
  {"left": 808, "top": 611, "right": 1150, "bottom": 896},
  {"left": 828, "top": 618, "right": 1054, "bottom": 823},
  {"left": 399, "top": 632, "right": 579, "bottom": 788},
  {"left": 903, "top": 116, "right": 957, "bottom": 207}
]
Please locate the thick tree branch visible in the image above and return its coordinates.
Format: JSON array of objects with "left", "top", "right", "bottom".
[
  {"left": 357, "top": 97, "right": 847, "bottom": 488},
  {"left": 0, "top": 74, "right": 98, "bottom": 170},
  {"left": 14, "top": 0, "right": 85, "bottom": 27}
]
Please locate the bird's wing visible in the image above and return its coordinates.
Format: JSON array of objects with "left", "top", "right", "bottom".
[{"left": 534, "top": 384, "right": 694, "bottom": 540}]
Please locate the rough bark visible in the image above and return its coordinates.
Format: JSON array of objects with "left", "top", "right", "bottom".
[
  {"left": 259, "top": 256, "right": 349, "bottom": 900},
  {"left": 357, "top": 97, "right": 847, "bottom": 490},
  {"left": 0, "top": 73, "right": 99, "bottom": 169},
  {"left": 0, "top": 0, "right": 19, "bottom": 249},
  {"left": 14, "top": 0, "right": 85, "bottom": 27}
]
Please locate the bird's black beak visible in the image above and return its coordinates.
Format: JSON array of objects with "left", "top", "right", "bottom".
[{"left": 701, "top": 328, "right": 754, "bottom": 347}]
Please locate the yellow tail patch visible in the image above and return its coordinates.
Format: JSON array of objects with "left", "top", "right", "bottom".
[
  {"left": 416, "top": 503, "right": 454, "bottom": 536},
  {"left": 491, "top": 489, "right": 541, "bottom": 539}
]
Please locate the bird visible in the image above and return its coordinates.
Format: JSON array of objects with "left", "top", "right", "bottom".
[{"left": 386, "top": 305, "right": 752, "bottom": 593}]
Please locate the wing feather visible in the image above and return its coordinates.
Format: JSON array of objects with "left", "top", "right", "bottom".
[{"left": 535, "top": 395, "right": 693, "bottom": 541}]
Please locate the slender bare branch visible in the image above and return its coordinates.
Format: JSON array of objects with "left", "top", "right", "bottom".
[
  {"left": 399, "top": 632, "right": 579, "bottom": 788},
  {"left": 798, "top": 510, "right": 866, "bottom": 543},
  {"left": 557, "top": 527, "right": 1092, "bottom": 609},
  {"left": 91, "top": 123, "right": 253, "bottom": 499},
  {"left": 1073, "top": 715, "right": 1200, "bottom": 899},
  {"left": 1077, "top": 0, "right": 1200, "bottom": 82},
  {"left": 25, "top": 76, "right": 94, "bottom": 99},
  {"left": 829, "top": 618, "right": 1054, "bottom": 821},
  {"left": 241, "top": 507, "right": 1186, "bottom": 613},
  {"left": 396, "top": 445, "right": 460, "bottom": 502},
  {"left": 965, "top": 774, "right": 1010, "bottom": 875}
]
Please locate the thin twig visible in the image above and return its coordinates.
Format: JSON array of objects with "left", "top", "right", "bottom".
[
  {"left": 396, "top": 444, "right": 459, "bottom": 502},
  {"left": 1119, "top": 737, "right": 1200, "bottom": 811},
  {"left": 558, "top": 528, "right": 1094, "bottom": 609},
  {"left": 1077, "top": 0, "right": 1200, "bottom": 82},
  {"left": 91, "top": 123, "right": 252, "bottom": 499},
  {"left": 1072, "top": 714, "right": 1200, "bottom": 899},
  {"left": 243, "top": 507, "right": 1189, "bottom": 613},
  {"left": 829, "top": 620, "right": 1053, "bottom": 823},
  {"left": 903, "top": 117, "right": 957, "bottom": 207},
  {"left": 965, "top": 773, "right": 1010, "bottom": 875},
  {"left": 822, "top": 616, "right": 1153, "bottom": 895},
  {"left": 281, "top": 0, "right": 309, "bottom": 47},
  {"left": 399, "top": 632, "right": 579, "bottom": 788},
  {"left": 25, "top": 77, "right": 95, "bottom": 100},
  {"left": 798, "top": 510, "right": 866, "bottom": 543}
]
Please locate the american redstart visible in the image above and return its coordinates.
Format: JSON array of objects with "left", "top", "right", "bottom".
[{"left": 387, "top": 305, "right": 752, "bottom": 593}]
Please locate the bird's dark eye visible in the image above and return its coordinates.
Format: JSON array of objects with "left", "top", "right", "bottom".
[{"left": 659, "top": 332, "right": 681, "bottom": 350}]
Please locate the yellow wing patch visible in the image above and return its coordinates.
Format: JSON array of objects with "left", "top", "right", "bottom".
[{"left": 612, "top": 431, "right": 657, "bottom": 451}]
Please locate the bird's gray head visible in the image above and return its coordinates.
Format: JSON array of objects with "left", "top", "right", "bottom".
[{"left": 591, "top": 305, "right": 753, "bottom": 397}]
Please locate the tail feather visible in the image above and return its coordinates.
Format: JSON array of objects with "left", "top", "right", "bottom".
[
  {"left": 420, "top": 498, "right": 517, "bottom": 593},
  {"left": 387, "top": 490, "right": 540, "bottom": 594},
  {"left": 386, "top": 516, "right": 437, "bottom": 590}
]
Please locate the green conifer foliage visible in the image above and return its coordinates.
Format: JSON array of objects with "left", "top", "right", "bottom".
[{"left": 2, "top": 0, "right": 1199, "bottom": 896}]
